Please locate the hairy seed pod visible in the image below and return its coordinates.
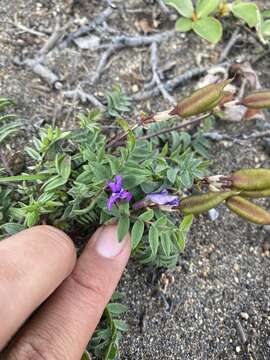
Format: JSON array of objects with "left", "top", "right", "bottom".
[
  {"left": 226, "top": 196, "right": 270, "bottom": 224},
  {"left": 231, "top": 168, "right": 270, "bottom": 191},
  {"left": 240, "top": 90, "right": 270, "bottom": 109},
  {"left": 169, "top": 79, "right": 232, "bottom": 118},
  {"left": 240, "top": 188, "right": 270, "bottom": 198},
  {"left": 179, "top": 191, "right": 238, "bottom": 215}
]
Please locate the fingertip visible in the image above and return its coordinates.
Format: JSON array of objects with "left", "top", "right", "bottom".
[
  {"left": 93, "top": 224, "right": 131, "bottom": 258},
  {"left": 26, "top": 225, "right": 77, "bottom": 268}
]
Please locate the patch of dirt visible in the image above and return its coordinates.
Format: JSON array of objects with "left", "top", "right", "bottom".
[{"left": 1, "top": 0, "right": 270, "bottom": 359}]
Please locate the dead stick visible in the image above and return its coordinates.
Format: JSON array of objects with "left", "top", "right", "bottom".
[
  {"left": 59, "top": 7, "right": 114, "bottom": 50},
  {"left": 137, "top": 113, "right": 211, "bottom": 141},
  {"left": 150, "top": 42, "right": 176, "bottom": 106}
]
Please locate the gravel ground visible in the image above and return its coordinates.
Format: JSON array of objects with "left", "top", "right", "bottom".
[{"left": 1, "top": 1, "right": 270, "bottom": 359}]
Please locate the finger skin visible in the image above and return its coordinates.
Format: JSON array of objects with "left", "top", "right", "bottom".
[
  {"left": 0, "top": 226, "right": 76, "bottom": 351},
  {"left": 2, "top": 225, "right": 131, "bottom": 360}
]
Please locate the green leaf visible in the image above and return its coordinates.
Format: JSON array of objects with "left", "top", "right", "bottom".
[
  {"left": 160, "top": 233, "right": 171, "bottom": 257},
  {"left": 175, "top": 17, "right": 193, "bottom": 32},
  {"left": 57, "top": 155, "right": 71, "bottom": 180},
  {"left": 113, "top": 319, "right": 129, "bottom": 331},
  {"left": 165, "top": 0, "right": 194, "bottom": 18},
  {"left": 167, "top": 168, "right": 178, "bottom": 184},
  {"left": 138, "top": 209, "right": 154, "bottom": 221},
  {"left": 26, "top": 211, "right": 39, "bottom": 227},
  {"left": 192, "top": 17, "right": 222, "bottom": 44},
  {"left": 196, "top": 0, "right": 220, "bottom": 18},
  {"left": 117, "top": 215, "right": 130, "bottom": 242},
  {"left": 81, "top": 350, "right": 91, "bottom": 360},
  {"left": 262, "top": 19, "right": 270, "bottom": 36},
  {"left": 232, "top": 2, "right": 260, "bottom": 28},
  {"left": 0, "top": 174, "right": 48, "bottom": 183},
  {"left": 25, "top": 146, "right": 41, "bottom": 161},
  {"left": 43, "top": 175, "right": 67, "bottom": 192},
  {"left": 149, "top": 225, "right": 159, "bottom": 256},
  {"left": 175, "top": 230, "right": 185, "bottom": 251},
  {"left": 116, "top": 118, "right": 129, "bottom": 131},
  {"left": 131, "top": 220, "right": 144, "bottom": 249},
  {"left": 107, "top": 303, "right": 127, "bottom": 315},
  {"left": 180, "top": 214, "right": 194, "bottom": 233},
  {"left": 1, "top": 223, "right": 25, "bottom": 235},
  {"left": 263, "top": 10, "right": 270, "bottom": 18}
]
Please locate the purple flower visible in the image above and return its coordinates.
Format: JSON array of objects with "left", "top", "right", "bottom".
[
  {"left": 146, "top": 190, "right": 180, "bottom": 206},
  {"left": 107, "top": 175, "right": 132, "bottom": 211},
  {"left": 133, "top": 190, "right": 180, "bottom": 209}
]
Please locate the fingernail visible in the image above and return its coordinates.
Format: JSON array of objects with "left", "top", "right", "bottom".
[{"left": 95, "top": 225, "right": 129, "bottom": 258}]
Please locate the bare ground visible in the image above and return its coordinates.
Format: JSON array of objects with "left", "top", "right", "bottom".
[{"left": 1, "top": 1, "right": 270, "bottom": 359}]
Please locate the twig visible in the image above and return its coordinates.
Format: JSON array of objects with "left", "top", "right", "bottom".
[
  {"left": 63, "top": 88, "right": 105, "bottom": 110},
  {"left": 13, "top": 15, "right": 48, "bottom": 37},
  {"left": 132, "top": 66, "right": 207, "bottom": 101},
  {"left": 91, "top": 45, "right": 115, "bottom": 84},
  {"left": 91, "top": 31, "right": 174, "bottom": 84},
  {"left": 150, "top": 42, "right": 176, "bottom": 106},
  {"left": 59, "top": 7, "right": 114, "bottom": 50},
  {"left": 219, "top": 28, "right": 241, "bottom": 62},
  {"left": 106, "top": 0, "right": 118, "bottom": 9},
  {"left": 204, "top": 130, "right": 270, "bottom": 142},
  {"left": 23, "top": 58, "right": 62, "bottom": 88},
  {"left": 156, "top": 0, "right": 170, "bottom": 13},
  {"left": 137, "top": 113, "right": 211, "bottom": 141},
  {"left": 39, "top": 18, "right": 69, "bottom": 56},
  {"left": 235, "top": 320, "right": 248, "bottom": 345}
]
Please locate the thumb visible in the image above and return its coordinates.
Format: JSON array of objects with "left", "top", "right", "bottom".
[{"left": 4, "top": 225, "right": 131, "bottom": 360}]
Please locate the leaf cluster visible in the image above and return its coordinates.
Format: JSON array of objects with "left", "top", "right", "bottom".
[{"left": 166, "top": 0, "right": 270, "bottom": 44}]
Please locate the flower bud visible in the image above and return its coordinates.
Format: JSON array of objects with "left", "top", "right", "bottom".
[
  {"left": 226, "top": 196, "right": 270, "bottom": 224},
  {"left": 231, "top": 169, "right": 270, "bottom": 191},
  {"left": 170, "top": 79, "right": 232, "bottom": 118},
  {"left": 240, "top": 90, "right": 270, "bottom": 109},
  {"left": 179, "top": 190, "right": 238, "bottom": 215}
]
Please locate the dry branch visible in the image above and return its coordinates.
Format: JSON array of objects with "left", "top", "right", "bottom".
[
  {"left": 59, "top": 7, "right": 114, "bottom": 50},
  {"left": 150, "top": 42, "right": 176, "bottom": 106},
  {"left": 63, "top": 88, "right": 105, "bottom": 110},
  {"left": 91, "top": 31, "right": 174, "bottom": 84}
]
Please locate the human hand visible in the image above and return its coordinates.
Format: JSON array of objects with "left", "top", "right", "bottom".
[{"left": 0, "top": 225, "right": 130, "bottom": 359}]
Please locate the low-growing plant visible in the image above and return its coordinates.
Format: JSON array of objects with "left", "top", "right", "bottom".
[
  {"left": 0, "top": 81, "right": 270, "bottom": 359},
  {"left": 166, "top": 0, "right": 270, "bottom": 44}
]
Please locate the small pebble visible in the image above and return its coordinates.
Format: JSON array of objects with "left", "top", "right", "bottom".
[
  {"left": 131, "top": 84, "right": 139, "bottom": 93},
  {"left": 236, "top": 346, "right": 241, "bottom": 353},
  {"left": 240, "top": 312, "right": 249, "bottom": 320},
  {"left": 234, "top": 263, "right": 240, "bottom": 272},
  {"left": 208, "top": 208, "right": 219, "bottom": 221},
  {"left": 262, "top": 238, "right": 270, "bottom": 253}
]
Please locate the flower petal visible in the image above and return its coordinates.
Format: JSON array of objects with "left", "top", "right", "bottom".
[
  {"left": 119, "top": 189, "right": 133, "bottom": 201},
  {"left": 107, "top": 193, "right": 120, "bottom": 210},
  {"left": 114, "top": 175, "right": 123, "bottom": 192},
  {"left": 145, "top": 191, "right": 179, "bottom": 206}
]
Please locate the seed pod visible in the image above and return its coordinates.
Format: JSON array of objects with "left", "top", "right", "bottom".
[
  {"left": 226, "top": 196, "right": 270, "bottom": 224},
  {"left": 169, "top": 79, "right": 232, "bottom": 118},
  {"left": 179, "top": 190, "right": 238, "bottom": 215},
  {"left": 231, "top": 168, "right": 270, "bottom": 191},
  {"left": 240, "top": 90, "right": 270, "bottom": 109},
  {"left": 240, "top": 188, "right": 270, "bottom": 198}
]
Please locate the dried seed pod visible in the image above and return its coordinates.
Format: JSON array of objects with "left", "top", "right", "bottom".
[
  {"left": 240, "top": 188, "right": 270, "bottom": 198},
  {"left": 231, "top": 169, "right": 270, "bottom": 191},
  {"left": 240, "top": 90, "right": 270, "bottom": 109},
  {"left": 226, "top": 196, "right": 270, "bottom": 224},
  {"left": 170, "top": 79, "right": 232, "bottom": 118},
  {"left": 179, "top": 191, "right": 238, "bottom": 215}
]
